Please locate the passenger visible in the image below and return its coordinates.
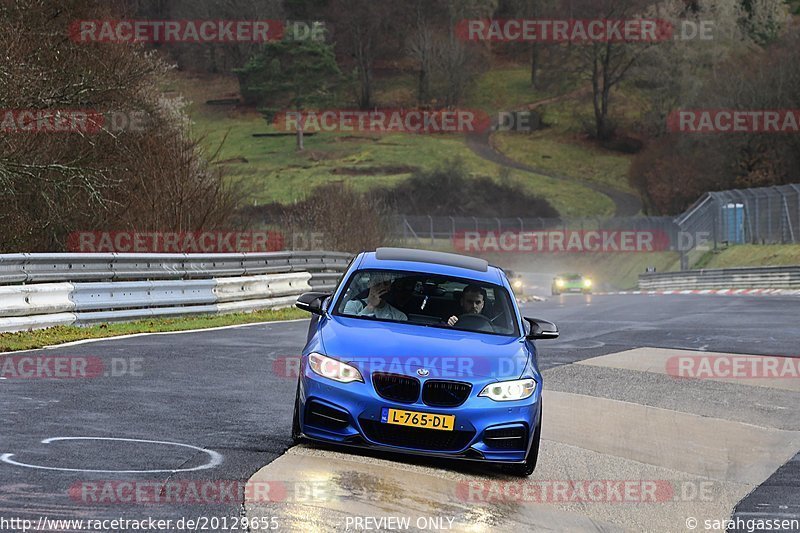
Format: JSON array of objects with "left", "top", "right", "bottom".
[{"left": 344, "top": 272, "right": 408, "bottom": 321}]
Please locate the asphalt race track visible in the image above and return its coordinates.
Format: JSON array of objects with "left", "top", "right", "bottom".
[{"left": 1, "top": 293, "right": 799, "bottom": 532}]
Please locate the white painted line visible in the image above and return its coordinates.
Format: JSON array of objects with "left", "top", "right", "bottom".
[
  {"left": 0, "top": 436, "right": 223, "bottom": 473},
  {"left": 0, "top": 318, "right": 309, "bottom": 355}
]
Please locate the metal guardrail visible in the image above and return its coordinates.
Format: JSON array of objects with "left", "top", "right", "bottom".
[
  {"left": 639, "top": 266, "right": 800, "bottom": 290},
  {"left": 0, "top": 252, "right": 351, "bottom": 284},
  {"left": 0, "top": 252, "right": 352, "bottom": 333}
]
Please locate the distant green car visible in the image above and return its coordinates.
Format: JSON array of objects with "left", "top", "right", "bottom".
[{"left": 551, "top": 273, "right": 593, "bottom": 295}]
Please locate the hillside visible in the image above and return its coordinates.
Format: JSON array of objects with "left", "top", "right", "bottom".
[{"left": 174, "top": 68, "right": 639, "bottom": 218}]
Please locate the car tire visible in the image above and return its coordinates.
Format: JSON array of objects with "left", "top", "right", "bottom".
[
  {"left": 503, "top": 405, "right": 541, "bottom": 477},
  {"left": 291, "top": 380, "right": 303, "bottom": 445}
]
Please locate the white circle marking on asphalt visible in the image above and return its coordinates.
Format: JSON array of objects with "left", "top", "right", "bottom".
[{"left": 0, "top": 436, "right": 223, "bottom": 473}]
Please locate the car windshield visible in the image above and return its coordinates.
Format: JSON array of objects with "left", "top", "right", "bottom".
[{"left": 333, "top": 269, "right": 519, "bottom": 337}]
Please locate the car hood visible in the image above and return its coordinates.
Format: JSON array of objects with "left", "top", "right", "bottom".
[{"left": 319, "top": 315, "right": 530, "bottom": 381}]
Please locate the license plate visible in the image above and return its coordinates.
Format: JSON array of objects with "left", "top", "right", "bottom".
[{"left": 380, "top": 408, "right": 454, "bottom": 431}]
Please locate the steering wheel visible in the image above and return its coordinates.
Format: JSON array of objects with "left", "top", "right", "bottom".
[
  {"left": 488, "top": 311, "right": 505, "bottom": 323},
  {"left": 453, "top": 313, "right": 494, "bottom": 332}
]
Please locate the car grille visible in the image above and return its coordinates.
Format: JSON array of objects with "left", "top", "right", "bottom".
[
  {"left": 422, "top": 380, "right": 472, "bottom": 407},
  {"left": 359, "top": 419, "right": 474, "bottom": 451},
  {"left": 372, "top": 373, "right": 420, "bottom": 403}
]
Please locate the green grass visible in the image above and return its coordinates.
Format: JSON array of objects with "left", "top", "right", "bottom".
[
  {"left": 176, "top": 70, "right": 624, "bottom": 217},
  {"left": 696, "top": 244, "right": 800, "bottom": 270},
  {"left": 372, "top": 72, "right": 417, "bottom": 107},
  {"left": 536, "top": 81, "right": 648, "bottom": 133},
  {"left": 466, "top": 67, "right": 553, "bottom": 111},
  {"left": 0, "top": 307, "right": 306, "bottom": 353},
  {"left": 493, "top": 132, "right": 636, "bottom": 194},
  {"left": 189, "top": 104, "right": 612, "bottom": 216}
]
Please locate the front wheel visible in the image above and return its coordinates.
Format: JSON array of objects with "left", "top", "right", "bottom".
[
  {"left": 503, "top": 406, "right": 541, "bottom": 477},
  {"left": 291, "top": 380, "right": 303, "bottom": 444}
]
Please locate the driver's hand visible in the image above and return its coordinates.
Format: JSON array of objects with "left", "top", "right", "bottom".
[
  {"left": 366, "top": 283, "right": 389, "bottom": 309},
  {"left": 447, "top": 315, "right": 458, "bottom": 326}
]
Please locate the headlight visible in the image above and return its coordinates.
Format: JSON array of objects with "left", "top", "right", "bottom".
[
  {"left": 555, "top": 278, "right": 565, "bottom": 287},
  {"left": 308, "top": 352, "right": 364, "bottom": 383},
  {"left": 512, "top": 280, "right": 523, "bottom": 288},
  {"left": 583, "top": 278, "right": 592, "bottom": 287},
  {"left": 479, "top": 378, "right": 536, "bottom": 401}
]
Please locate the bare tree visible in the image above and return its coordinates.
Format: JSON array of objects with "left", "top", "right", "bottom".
[
  {"left": 630, "top": 25, "right": 800, "bottom": 214},
  {"left": 326, "top": 0, "right": 396, "bottom": 109},
  {"left": 0, "top": 0, "right": 243, "bottom": 251},
  {"left": 558, "top": 0, "right": 656, "bottom": 140},
  {"left": 281, "top": 182, "right": 395, "bottom": 253},
  {"left": 129, "top": 0, "right": 285, "bottom": 73},
  {"left": 406, "top": 0, "right": 438, "bottom": 105}
]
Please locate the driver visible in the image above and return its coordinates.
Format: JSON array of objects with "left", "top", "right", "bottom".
[{"left": 446, "top": 284, "right": 486, "bottom": 326}]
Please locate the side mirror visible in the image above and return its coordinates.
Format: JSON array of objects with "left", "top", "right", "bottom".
[
  {"left": 296, "top": 292, "right": 331, "bottom": 315},
  {"left": 524, "top": 317, "right": 559, "bottom": 340}
]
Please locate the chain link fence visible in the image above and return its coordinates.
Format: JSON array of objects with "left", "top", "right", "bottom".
[
  {"left": 392, "top": 215, "right": 682, "bottom": 252},
  {"left": 393, "top": 215, "right": 680, "bottom": 242},
  {"left": 675, "top": 184, "right": 800, "bottom": 269},
  {"left": 393, "top": 184, "right": 800, "bottom": 270}
]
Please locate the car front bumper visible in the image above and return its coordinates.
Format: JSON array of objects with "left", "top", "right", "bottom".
[{"left": 298, "top": 367, "right": 541, "bottom": 463}]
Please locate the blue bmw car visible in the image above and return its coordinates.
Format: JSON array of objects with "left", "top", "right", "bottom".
[{"left": 292, "top": 247, "right": 558, "bottom": 476}]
